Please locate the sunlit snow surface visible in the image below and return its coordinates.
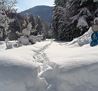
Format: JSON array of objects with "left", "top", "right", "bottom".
[
  {"left": 43, "top": 41, "right": 98, "bottom": 91},
  {"left": 0, "top": 32, "right": 98, "bottom": 91}
]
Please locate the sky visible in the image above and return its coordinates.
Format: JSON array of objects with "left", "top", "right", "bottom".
[{"left": 16, "top": 0, "right": 54, "bottom": 12}]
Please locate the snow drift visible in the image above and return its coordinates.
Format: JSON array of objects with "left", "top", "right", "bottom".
[{"left": 68, "top": 27, "right": 93, "bottom": 46}]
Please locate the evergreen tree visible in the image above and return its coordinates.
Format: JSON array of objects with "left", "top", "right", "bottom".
[
  {"left": 0, "top": 0, "right": 9, "bottom": 40},
  {"left": 0, "top": 0, "right": 16, "bottom": 40},
  {"left": 53, "top": 0, "right": 98, "bottom": 41},
  {"left": 35, "top": 16, "right": 43, "bottom": 35},
  {"left": 29, "top": 15, "right": 35, "bottom": 28}
]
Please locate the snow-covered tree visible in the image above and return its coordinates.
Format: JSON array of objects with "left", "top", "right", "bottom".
[
  {"left": 0, "top": 0, "right": 16, "bottom": 40},
  {"left": 22, "top": 22, "right": 32, "bottom": 36},
  {"left": 52, "top": 0, "right": 98, "bottom": 41},
  {"left": 0, "top": 0, "right": 9, "bottom": 40},
  {"left": 35, "top": 16, "right": 43, "bottom": 35}
]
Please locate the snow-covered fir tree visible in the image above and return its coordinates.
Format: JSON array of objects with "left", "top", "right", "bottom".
[
  {"left": 0, "top": 0, "right": 9, "bottom": 40},
  {"left": 52, "top": 0, "right": 98, "bottom": 41},
  {"left": 0, "top": 0, "right": 16, "bottom": 40}
]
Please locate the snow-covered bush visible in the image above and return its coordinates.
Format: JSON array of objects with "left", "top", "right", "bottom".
[
  {"left": 29, "top": 35, "right": 36, "bottom": 44},
  {"left": 29, "top": 35, "right": 43, "bottom": 44},
  {"left": 18, "top": 36, "right": 30, "bottom": 45}
]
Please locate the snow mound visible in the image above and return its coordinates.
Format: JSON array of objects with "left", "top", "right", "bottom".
[
  {"left": 0, "top": 41, "right": 6, "bottom": 51},
  {"left": 68, "top": 27, "right": 93, "bottom": 46}
]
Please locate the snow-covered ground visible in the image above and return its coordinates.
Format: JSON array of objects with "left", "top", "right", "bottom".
[
  {"left": 42, "top": 41, "right": 98, "bottom": 91},
  {"left": 0, "top": 40, "right": 51, "bottom": 91},
  {"left": 0, "top": 30, "right": 98, "bottom": 91},
  {"left": 0, "top": 41, "right": 50, "bottom": 91}
]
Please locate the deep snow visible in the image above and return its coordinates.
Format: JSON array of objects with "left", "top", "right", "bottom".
[
  {"left": 42, "top": 41, "right": 98, "bottom": 91},
  {"left": 0, "top": 30, "right": 98, "bottom": 91},
  {"left": 0, "top": 40, "right": 51, "bottom": 91}
]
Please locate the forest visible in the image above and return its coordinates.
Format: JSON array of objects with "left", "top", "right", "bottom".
[{"left": 53, "top": 0, "right": 98, "bottom": 41}]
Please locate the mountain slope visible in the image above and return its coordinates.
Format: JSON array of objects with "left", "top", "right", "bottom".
[{"left": 20, "top": 5, "right": 53, "bottom": 23}]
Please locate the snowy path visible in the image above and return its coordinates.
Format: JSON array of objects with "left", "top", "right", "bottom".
[{"left": 32, "top": 39, "right": 53, "bottom": 63}]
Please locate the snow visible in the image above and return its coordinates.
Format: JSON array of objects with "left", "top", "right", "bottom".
[
  {"left": 18, "top": 36, "right": 30, "bottom": 45},
  {"left": 0, "top": 57, "right": 47, "bottom": 91},
  {"left": 42, "top": 41, "right": 98, "bottom": 91},
  {"left": 0, "top": 35, "right": 98, "bottom": 91},
  {"left": 68, "top": 27, "right": 93, "bottom": 46},
  {"left": 77, "top": 16, "right": 88, "bottom": 28},
  {"left": 0, "top": 41, "right": 6, "bottom": 51},
  {"left": 44, "top": 42, "right": 98, "bottom": 66},
  {"left": 0, "top": 40, "right": 51, "bottom": 91}
]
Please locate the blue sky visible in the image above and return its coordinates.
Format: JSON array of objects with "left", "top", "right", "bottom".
[{"left": 16, "top": 0, "right": 54, "bottom": 12}]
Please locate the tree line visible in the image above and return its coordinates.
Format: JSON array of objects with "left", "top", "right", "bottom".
[{"left": 0, "top": 0, "right": 51, "bottom": 41}]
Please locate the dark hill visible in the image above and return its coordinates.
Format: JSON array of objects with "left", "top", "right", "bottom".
[{"left": 20, "top": 5, "right": 53, "bottom": 23}]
